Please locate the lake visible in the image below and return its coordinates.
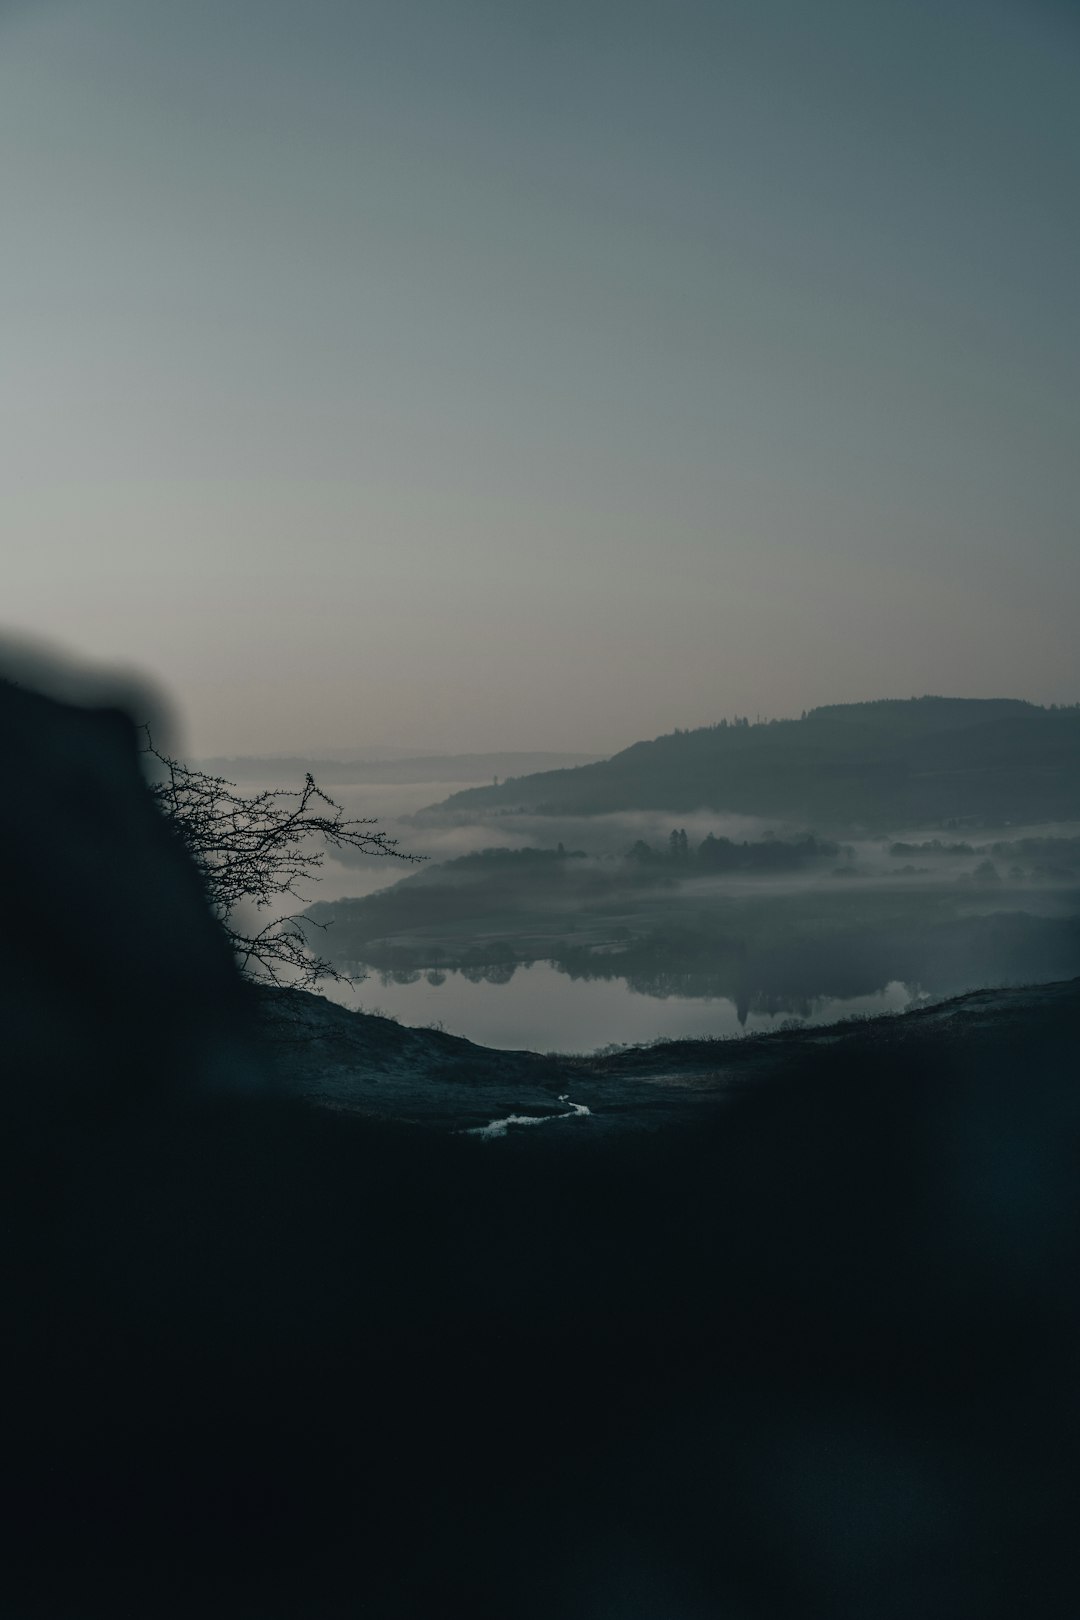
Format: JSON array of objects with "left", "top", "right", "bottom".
[
  {"left": 214, "top": 771, "right": 1077, "bottom": 1054},
  {"left": 319, "top": 959, "right": 922, "bottom": 1053}
]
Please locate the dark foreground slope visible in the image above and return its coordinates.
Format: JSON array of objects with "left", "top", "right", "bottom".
[
  {"left": 4, "top": 672, "right": 1080, "bottom": 1619},
  {"left": 259, "top": 971, "right": 1080, "bottom": 1137},
  {"left": 7, "top": 978, "right": 1080, "bottom": 1620},
  {"left": 429, "top": 696, "right": 1080, "bottom": 828}
]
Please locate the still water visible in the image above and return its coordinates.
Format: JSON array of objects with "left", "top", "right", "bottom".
[
  {"left": 232, "top": 774, "right": 928, "bottom": 1053},
  {"left": 321, "top": 960, "right": 920, "bottom": 1054}
]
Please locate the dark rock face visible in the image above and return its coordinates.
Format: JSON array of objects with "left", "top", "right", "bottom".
[
  {"left": 0, "top": 673, "right": 259, "bottom": 1120},
  {"left": 2, "top": 670, "right": 1080, "bottom": 1619}
]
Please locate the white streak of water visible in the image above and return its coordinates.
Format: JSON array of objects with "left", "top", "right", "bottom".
[{"left": 463, "top": 1093, "right": 591, "bottom": 1139}]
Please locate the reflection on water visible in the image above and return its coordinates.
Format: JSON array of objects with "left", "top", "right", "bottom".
[
  {"left": 226, "top": 776, "right": 1077, "bottom": 1052},
  {"left": 320, "top": 960, "right": 920, "bottom": 1054}
]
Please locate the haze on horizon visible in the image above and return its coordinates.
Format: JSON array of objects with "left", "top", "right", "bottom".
[{"left": 3, "top": 0, "right": 1078, "bottom": 758}]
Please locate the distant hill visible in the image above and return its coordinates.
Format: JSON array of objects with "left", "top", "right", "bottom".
[
  {"left": 427, "top": 698, "right": 1080, "bottom": 831},
  {"left": 195, "top": 750, "right": 603, "bottom": 785}
]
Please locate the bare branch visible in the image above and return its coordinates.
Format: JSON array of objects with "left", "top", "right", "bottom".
[{"left": 141, "top": 734, "right": 420, "bottom": 988}]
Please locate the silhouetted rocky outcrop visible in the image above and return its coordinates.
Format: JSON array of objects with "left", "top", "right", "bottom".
[{"left": 0, "top": 673, "right": 260, "bottom": 1121}]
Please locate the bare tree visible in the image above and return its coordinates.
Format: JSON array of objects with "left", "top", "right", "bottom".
[{"left": 143, "top": 739, "right": 419, "bottom": 987}]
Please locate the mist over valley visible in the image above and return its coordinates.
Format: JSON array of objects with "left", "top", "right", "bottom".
[{"left": 213, "top": 697, "right": 1080, "bottom": 1051}]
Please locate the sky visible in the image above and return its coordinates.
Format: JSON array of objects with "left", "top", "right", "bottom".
[{"left": 2, "top": 0, "right": 1078, "bottom": 756}]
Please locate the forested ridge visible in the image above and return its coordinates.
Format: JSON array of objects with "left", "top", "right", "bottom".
[{"left": 431, "top": 698, "right": 1080, "bottom": 828}]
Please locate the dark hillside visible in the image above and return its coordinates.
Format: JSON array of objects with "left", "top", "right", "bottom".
[
  {"left": 428, "top": 697, "right": 1080, "bottom": 829},
  {"left": 5, "top": 673, "right": 1080, "bottom": 1618},
  {"left": 9, "top": 977, "right": 1080, "bottom": 1619}
]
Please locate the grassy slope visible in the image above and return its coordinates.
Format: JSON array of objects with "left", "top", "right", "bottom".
[
  {"left": 7, "top": 975, "right": 1080, "bottom": 1617},
  {"left": 5, "top": 976, "right": 1080, "bottom": 1616}
]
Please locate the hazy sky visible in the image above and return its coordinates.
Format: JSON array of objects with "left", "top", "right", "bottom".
[{"left": 3, "top": 0, "right": 1078, "bottom": 755}]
